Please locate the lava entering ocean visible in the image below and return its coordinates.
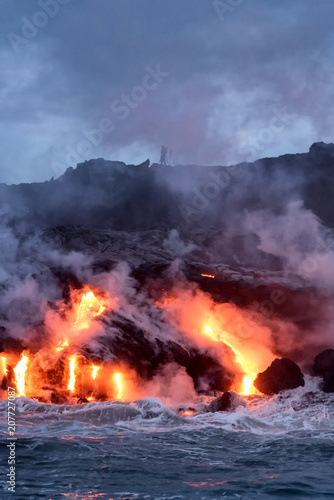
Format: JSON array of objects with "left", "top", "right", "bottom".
[
  {"left": 204, "top": 325, "right": 256, "bottom": 395},
  {"left": 13, "top": 353, "right": 28, "bottom": 397},
  {"left": 0, "top": 280, "right": 278, "bottom": 405}
]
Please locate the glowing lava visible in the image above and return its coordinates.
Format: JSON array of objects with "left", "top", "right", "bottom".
[
  {"left": 75, "top": 290, "right": 106, "bottom": 329},
  {"left": 115, "top": 373, "right": 122, "bottom": 399},
  {"left": 92, "top": 365, "right": 99, "bottom": 380},
  {"left": 205, "top": 325, "right": 255, "bottom": 395},
  {"left": 243, "top": 375, "right": 252, "bottom": 396},
  {"left": 14, "top": 354, "right": 28, "bottom": 396},
  {"left": 201, "top": 274, "right": 215, "bottom": 278},
  {"left": 1, "top": 357, "right": 6, "bottom": 375},
  {"left": 68, "top": 358, "right": 76, "bottom": 392},
  {"left": 56, "top": 339, "right": 69, "bottom": 352}
]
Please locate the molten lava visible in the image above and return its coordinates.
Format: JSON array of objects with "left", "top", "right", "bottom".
[
  {"left": 0, "top": 286, "right": 133, "bottom": 404},
  {"left": 205, "top": 325, "right": 255, "bottom": 395},
  {"left": 201, "top": 274, "right": 215, "bottom": 279},
  {"left": 56, "top": 339, "right": 69, "bottom": 352},
  {"left": 115, "top": 373, "right": 122, "bottom": 399},
  {"left": 1, "top": 356, "right": 6, "bottom": 375},
  {"left": 68, "top": 358, "right": 76, "bottom": 392},
  {"left": 75, "top": 290, "right": 106, "bottom": 329},
  {"left": 14, "top": 354, "right": 28, "bottom": 396},
  {"left": 92, "top": 365, "right": 99, "bottom": 380},
  {"left": 243, "top": 375, "right": 252, "bottom": 396}
]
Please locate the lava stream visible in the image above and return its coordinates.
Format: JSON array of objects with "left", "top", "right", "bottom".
[
  {"left": 92, "top": 365, "right": 99, "bottom": 380},
  {"left": 68, "top": 358, "right": 76, "bottom": 392},
  {"left": 75, "top": 290, "right": 106, "bottom": 329},
  {"left": 14, "top": 354, "right": 28, "bottom": 396},
  {"left": 1, "top": 357, "right": 6, "bottom": 375},
  {"left": 205, "top": 325, "right": 255, "bottom": 395},
  {"left": 115, "top": 373, "right": 122, "bottom": 399},
  {"left": 56, "top": 339, "right": 69, "bottom": 352}
]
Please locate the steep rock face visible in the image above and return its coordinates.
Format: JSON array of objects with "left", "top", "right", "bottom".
[
  {"left": 313, "top": 349, "right": 334, "bottom": 392},
  {"left": 1, "top": 142, "right": 334, "bottom": 234},
  {"left": 254, "top": 358, "right": 304, "bottom": 395}
]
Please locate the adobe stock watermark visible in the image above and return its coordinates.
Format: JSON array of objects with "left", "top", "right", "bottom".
[
  {"left": 7, "top": 0, "right": 71, "bottom": 53},
  {"left": 178, "top": 163, "right": 242, "bottom": 224},
  {"left": 52, "top": 64, "right": 169, "bottom": 177},
  {"left": 213, "top": 0, "right": 244, "bottom": 22},
  {"left": 234, "top": 286, "right": 288, "bottom": 342},
  {"left": 238, "top": 107, "right": 295, "bottom": 162},
  {"left": 7, "top": 387, "right": 17, "bottom": 494}
]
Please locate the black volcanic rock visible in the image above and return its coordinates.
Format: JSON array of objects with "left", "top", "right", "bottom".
[
  {"left": 0, "top": 330, "right": 24, "bottom": 354},
  {"left": 309, "top": 141, "right": 334, "bottom": 158},
  {"left": 2, "top": 143, "right": 334, "bottom": 234},
  {"left": 313, "top": 349, "right": 334, "bottom": 392},
  {"left": 82, "top": 315, "right": 232, "bottom": 394},
  {"left": 77, "top": 397, "right": 89, "bottom": 404},
  {"left": 254, "top": 358, "right": 304, "bottom": 395},
  {"left": 50, "top": 390, "right": 68, "bottom": 405},
  {"left": 206, "top": 391, "right": 246, "bottom": 412},
  {"left": 186, "top": 351, "right": 232, "bottom": 393}
]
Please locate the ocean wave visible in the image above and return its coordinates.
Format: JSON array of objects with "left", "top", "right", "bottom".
[{"left": 1, "top": 377, "right": 334, "bottom": 439}]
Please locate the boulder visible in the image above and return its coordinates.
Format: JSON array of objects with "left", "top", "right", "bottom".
[
  {"left": 77, "top": 397, "right": 89, "bottom": 405},
  {"left": 206, "top": 391, "right": 246, "bottom": 413},
  {"left": 254, "top": 358, "right": 304, "bottom": 395},
  {"left": 50, "top": 390, "right": 69, "bottom": 405},
  {"left": 313, "top": 349, "right": 334, "bottom": 392}
]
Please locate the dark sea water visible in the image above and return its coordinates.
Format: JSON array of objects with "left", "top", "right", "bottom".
[{"left": 1, "top": 377, "right": 334, "bottom": 500}]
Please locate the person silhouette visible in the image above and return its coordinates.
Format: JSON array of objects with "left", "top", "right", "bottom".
[{"left": 160, "top": 145, "right": 168, "bottom": 165}]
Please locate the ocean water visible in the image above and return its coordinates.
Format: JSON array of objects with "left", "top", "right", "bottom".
[{"left": 1, "top": 377, "right": 334, "bottom": 500}]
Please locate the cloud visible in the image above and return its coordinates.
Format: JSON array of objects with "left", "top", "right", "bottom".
[{"left": 1, "top": 0, "right": 334, "bottom": 182}]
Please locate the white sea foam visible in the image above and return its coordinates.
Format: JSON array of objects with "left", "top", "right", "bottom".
[{"left": 1, "top": 377, "right": 333, "bottom": 439}]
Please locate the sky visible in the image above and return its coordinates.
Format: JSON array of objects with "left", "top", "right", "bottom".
[{"left": 1, "top": 0, "right": 334, "bottom": 184}]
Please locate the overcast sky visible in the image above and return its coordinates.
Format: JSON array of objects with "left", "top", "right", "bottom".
[{"left": 1, "top": 0, "right": 334, "bottom": 184}]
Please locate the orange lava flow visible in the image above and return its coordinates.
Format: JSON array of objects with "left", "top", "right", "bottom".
[
  {"left": 75, "top": 290, "right": 106, "bottom": 329},
  {"left": 68, "top": 358, "right": 76, "bottom": 392},
  {"left": 205, "top": 325, "right": 255, "bottom": 395},
  {"left": 201, "top": 274, "right": 215, "bottom": 278},
  {"left": 56, "top": 339, "right": 69, "bottom": 352},
  {"left": 14, "top": 354, "right": 28, "bottom": 396},
  {"left": 1, "top": 357, "right": 6, "bottom": 375},
  {"left": 0, "top": 286, "right": 120, "bottom": 403},
  {"left": 92, "top": 365, "right": 99, "bottom": 380},
  {"left": 243, "top": 375, "right": 253, "bottom": 396},
  {"left": 115, "top": 373, "right": 122, "bottom": 399}
]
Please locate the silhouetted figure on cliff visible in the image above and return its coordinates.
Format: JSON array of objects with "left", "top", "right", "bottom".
[{"left": 160, "top": 145, "right": 168, "bottom": 165}]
